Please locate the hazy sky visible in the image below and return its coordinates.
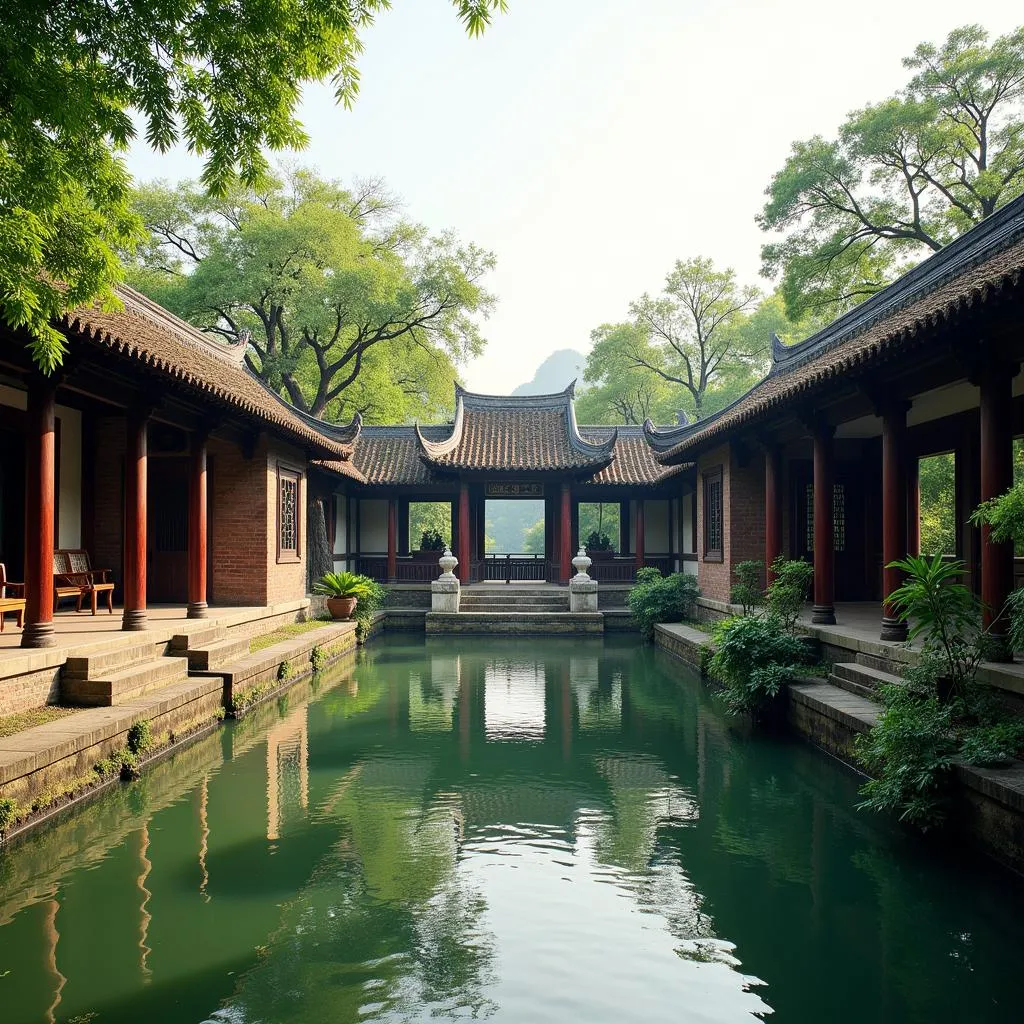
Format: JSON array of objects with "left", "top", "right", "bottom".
[{"left": 125, "top": 1, "right": 1023, "bottom": 395}]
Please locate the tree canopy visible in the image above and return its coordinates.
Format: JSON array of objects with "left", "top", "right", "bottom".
[
  {"left": 760, "top": 24, "right": 1024, "bottom": 321},
  {"left": 578, "top": 258, "right": 791, "bottom": 425},
  {"left": 0, "top": 0, "right": 506, "bottom": 372},
  {"left": 127, "top": 169, "right": 494, "bottom": 422}
]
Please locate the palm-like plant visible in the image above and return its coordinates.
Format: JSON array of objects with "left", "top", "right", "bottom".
[
  {"left": 884, "top": 554, "right": 981, "bottom": 700},
  {"left": 313, "top": 571, "right": 377, "bottom": 599}
]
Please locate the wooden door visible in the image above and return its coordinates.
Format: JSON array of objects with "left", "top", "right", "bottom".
[
  {"left": 791, "top": 460, "right": 868, "bottom": 601},
  {"left": 147, "top": 457, "right": 189, "bottom": 603}
]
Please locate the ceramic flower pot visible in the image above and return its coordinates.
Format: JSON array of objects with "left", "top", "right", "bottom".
[{"left": 326, "top": 596, "right": 358, "bottom": 620}]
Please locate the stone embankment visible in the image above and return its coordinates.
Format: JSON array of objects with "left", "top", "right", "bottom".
[{"left": 653, "top": 622, "right": 1024, "bottom": 876}]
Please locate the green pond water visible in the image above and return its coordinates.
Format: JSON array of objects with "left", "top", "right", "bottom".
[{"left": 1, "top": 636, "right": 1022, "bottom": 1024}]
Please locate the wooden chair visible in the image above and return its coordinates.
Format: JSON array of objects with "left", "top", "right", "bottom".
[
  {"left": 53, "top": 549, "right": 115, "bottom": 615},
  {"left": 0, "top": 563, "right": 26, "bottom": 631}
]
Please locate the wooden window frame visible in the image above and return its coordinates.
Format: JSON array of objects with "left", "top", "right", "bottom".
[
  {"left": 702, "top": 466, "right": 724, "bottom": 563},
  {"left": 276, "top": 463, "right": 302, "bottom": 564}
]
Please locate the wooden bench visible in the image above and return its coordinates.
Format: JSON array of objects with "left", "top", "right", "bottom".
[
  {"left": 0, "top": 563, "right": 25, "bottom": 631},
  {"left": 54, "top": 549, "right": 115, "bottom": 615}
]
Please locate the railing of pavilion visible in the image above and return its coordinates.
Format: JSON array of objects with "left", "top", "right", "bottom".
[{"left": 352, "top": 553, "right": 677, "bottom": 583}]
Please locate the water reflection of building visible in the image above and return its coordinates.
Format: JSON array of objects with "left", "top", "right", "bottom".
[
  {"left": 266, "top": 706, "right": 310, "bottom": 841},
  {"left": 408, "top": 655, "right": 461, "bottom": 732}
]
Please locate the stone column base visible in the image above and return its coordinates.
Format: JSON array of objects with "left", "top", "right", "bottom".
[
  {"left": 811, "top": 604, "right": 836, "bottom": 626},
  {"left": 880, "top": 616, "right": 908, "bottom": 642},
  {"left": 187, "top": 601, "right": 209, "bottom": 619},
  {"left": 20, "top": 621, "right": 56, "bottom": 648},
  {"left": 122, "top": 608, "right": 149, "bottom": 631}
]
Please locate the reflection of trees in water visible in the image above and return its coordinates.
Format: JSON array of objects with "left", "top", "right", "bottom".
[{"left": 225, "top": 761, "right": 497, "bottom": 1023}]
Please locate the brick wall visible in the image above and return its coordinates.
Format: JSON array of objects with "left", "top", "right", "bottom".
[
  {"left": 265, "top": 440, "right": 307, "bottom": 605},
  {"left": 92, "top": 416, "right": 125, "bottom": 599},
  {"left": 697, "top": 444, "right": 731, "bottom": 601},
  {"left": 696, "top": 443, "right": 767, "bottom": 601},
  {"left": 209, "top": 435, "right": 309, "bottom": 607}
]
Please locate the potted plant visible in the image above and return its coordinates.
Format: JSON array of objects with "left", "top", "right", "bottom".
[
  {"left": 313, "top": 571, "right": 377, "bottom": 620},
  {"left": 585, "top": 530, "right": 615, "bottom": 560},
  {"left": 414, "top": 528, "right": 447, "bottom": 559}
]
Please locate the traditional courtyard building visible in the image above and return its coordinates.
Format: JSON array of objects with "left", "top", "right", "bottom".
[
  {"left": 655, "top": 192, "right": 1024, "bottom": 654},
  {"left": 2, "top": 190, "right": 1024, "bottom": 666},
  {"left": 318, "top": 384, "right": 695, "bottom": 586}
]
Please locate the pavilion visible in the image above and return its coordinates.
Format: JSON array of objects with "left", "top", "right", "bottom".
[{"left": 315, "top": 384, "right": 697, "bottom": 585}]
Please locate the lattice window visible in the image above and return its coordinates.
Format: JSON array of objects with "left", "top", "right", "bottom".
[
  {"left": 805, "top": 483, "right": 845, "bottom": 554},
  {"left": 278, "top": 466, "right": 301, "bottom": 561},
  {"left": 703, "top": 468, "right": 723, "bottom": 560}
]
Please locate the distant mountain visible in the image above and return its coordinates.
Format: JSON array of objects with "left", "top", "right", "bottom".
[{"left": 511, "top": 349, "right": 587, "bottom": 396}]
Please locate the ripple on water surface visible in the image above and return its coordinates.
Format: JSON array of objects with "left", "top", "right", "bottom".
[{"left": 1, "top": 636, "right": 1023, "bottom": 1024}]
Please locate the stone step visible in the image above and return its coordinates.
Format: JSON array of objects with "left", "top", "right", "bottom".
[
  {"left": 829, "top": 661, "right": 904, "bottom": 700},
  {"left": 169, "top": 624, "right": 228, "bottom": 653},
  {"left": 855, "top": 650, "right": 908, "bottom": 675},
  {"left": 459, "top": 600, "right": 569, "bottom": 612},
  {"left": 186, "top": 635, "right": 252, "bottom": 671},
  {"left": 426, "top": 611, "right": 603, "bottom": 635},
  {"left": 63, "top": 656, "right": 191, "bottom": 707},
  {"left": 63, "top": 640, "right": 166, "bottom": 680}
]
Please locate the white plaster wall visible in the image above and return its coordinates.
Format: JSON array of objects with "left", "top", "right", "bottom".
[
  {"left": 682, "top": 560, "right": 698, "bottom": 577},
  {"left": 333, "top": 494, "right": 348, "bottom": 555},
  {"left": 0, "top": 385, "right": 81, "bottom": 547},
  {"left": 644, "top": 500, "right": 670, "bottom": 553},
  {"left": 359, "top": 499, "right": 388, "bottom": 551},
  {"left": 681, "top": 492, "right": 695, "bottom": 553},
  {"left": 57, "top": 405, "right": 82, "bottom": 548}
]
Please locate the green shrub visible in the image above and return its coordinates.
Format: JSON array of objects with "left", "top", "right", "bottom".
[
  {"left": 585, "top": 530, "right": 613, "bottom": 551},
  {"left": 765, "top": 557, "right": 814, "bottom": 632},
  {"left": 127, "top": 719, "right": 152, "bottom": 754},
  {"left": 353, "top": 577, "right": 387, "bottom": 641},
  {"left": 709, "top": 614, "right": 809, "bottom": 715},
  {"left": 277, "top": 659, "right": 293, "bottom": 682},
  {"left": 960, "top": 720, "right": 1024, "bottom": 766},
  {"left": 729, "top": 560, "right": 764, "bottom": 615},
  {"left": 855, "top": 681, "right": 957, "bottom": 830},
  {"left": 0, "top": 797, "right": 18, "bottom": 834},
  {"left": 419, "top": 528, "right": 446, "bottom": 551},
  {"left": 627, "top": 568, "right": 700, "bottom": 638},
  {"left": 884, "top": 554, "right": 982, "bottom": 701},
  {"left": 310, "top": 645, "right": 326, "bottom": 672},
  {"left": 94, "top": 747, "right": 139, "bottom": 781}
]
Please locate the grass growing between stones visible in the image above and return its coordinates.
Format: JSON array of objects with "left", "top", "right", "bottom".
[
  {"left": 0, "top": 705, "right": 79, "bottom": 739},
  {"left": 248, "top": 618, "right": 335, "bottom": 653}
]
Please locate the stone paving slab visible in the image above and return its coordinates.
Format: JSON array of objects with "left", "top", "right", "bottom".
[{"left": 0, "top": 676, "right": 222, "bottom": 786}]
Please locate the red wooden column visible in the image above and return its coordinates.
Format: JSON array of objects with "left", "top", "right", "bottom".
[
  {"left": 386, "top": 498, "right": 398, "bottom": 582},
  {"left": 765, "top": 446, "right": 783, "bottom": 583},
  {"left": 560, "top": 482, "right": 572, "bottom": 583},
  {"left": 907, "top": 454, "right": 920, "bottom": 557},
  {"left": 635, "top": 499, "right": 645, "bottom": 572},
  {"left": 21, "top": 376, "right": 58, "bottom": 648},
  {"left": 980, "top": 360, "right": 1015, "bottom": 658},
  {"left": 186, "top": 433, "right": 208, "bottom": 619},
  {"left": 122, "top": 411, "right": 149, "bottom": 631},
  {"left": 880, "top": 403, "right": 910, "bottom": 641},
  {"left": 811, "top": 423, "right": 836, "bottom": 625},
  {"left": 457, "top": 482, "right": 470, "bottom": 585}
]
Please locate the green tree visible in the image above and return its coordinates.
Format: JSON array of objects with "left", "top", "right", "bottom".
[
  {"left": 522, "top": 518, "right": 546, "bottom": 554},
  {"left": 127, "top": 170, "right": 494, "bottom": 419},
  {"left": 760, "top": 24, "right": 1024, "bottom": 321},
  {"left": 409, "top": 503, "right": 452, "bottom": 549},
  {"left": 919, "top": 453, "right": 956, "bottom": 556},
  {"left": 576, "top": 323, "right": 676, "bottom": 425},
  {"left": 0, "top": 0, "right": 506, "bottom": 372},
  {"left": 627, "top": 257, "right": 762, "bottom": 420}
]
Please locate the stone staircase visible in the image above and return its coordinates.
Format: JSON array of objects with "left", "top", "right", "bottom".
[
  {"left": 169, "top": 624, "right": 251, "bottom": 672},
  {"left": 427, "top": 586, "right": 603, "bottom": 635},
  {"left": 62, "top": 640, "right": 193, "bottom": 707},
  {"left": 459, "top": 588, "right": 569, "bottom": 613},
  {"left": 61, "top": 624, "right": 252, "bottom": 707},
  {"left": 827, "top": 658, "right": 904, "bottom": 700}
]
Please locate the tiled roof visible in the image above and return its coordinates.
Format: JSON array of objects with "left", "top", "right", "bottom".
[
  {"left": 415, "top": 384, "right": 617, "bottom": 472},
  {"left": 658, "top": 194, "right": 1024, "bottom": 463},
  {"left": 578, "top": 427, "right": 690, "bottom": 486},
  {"left": 343, "top": 423, "right": 682, "bottom": 487},
  {"left": 64, "top": 285, "right": 352, "bottom": 459}
]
